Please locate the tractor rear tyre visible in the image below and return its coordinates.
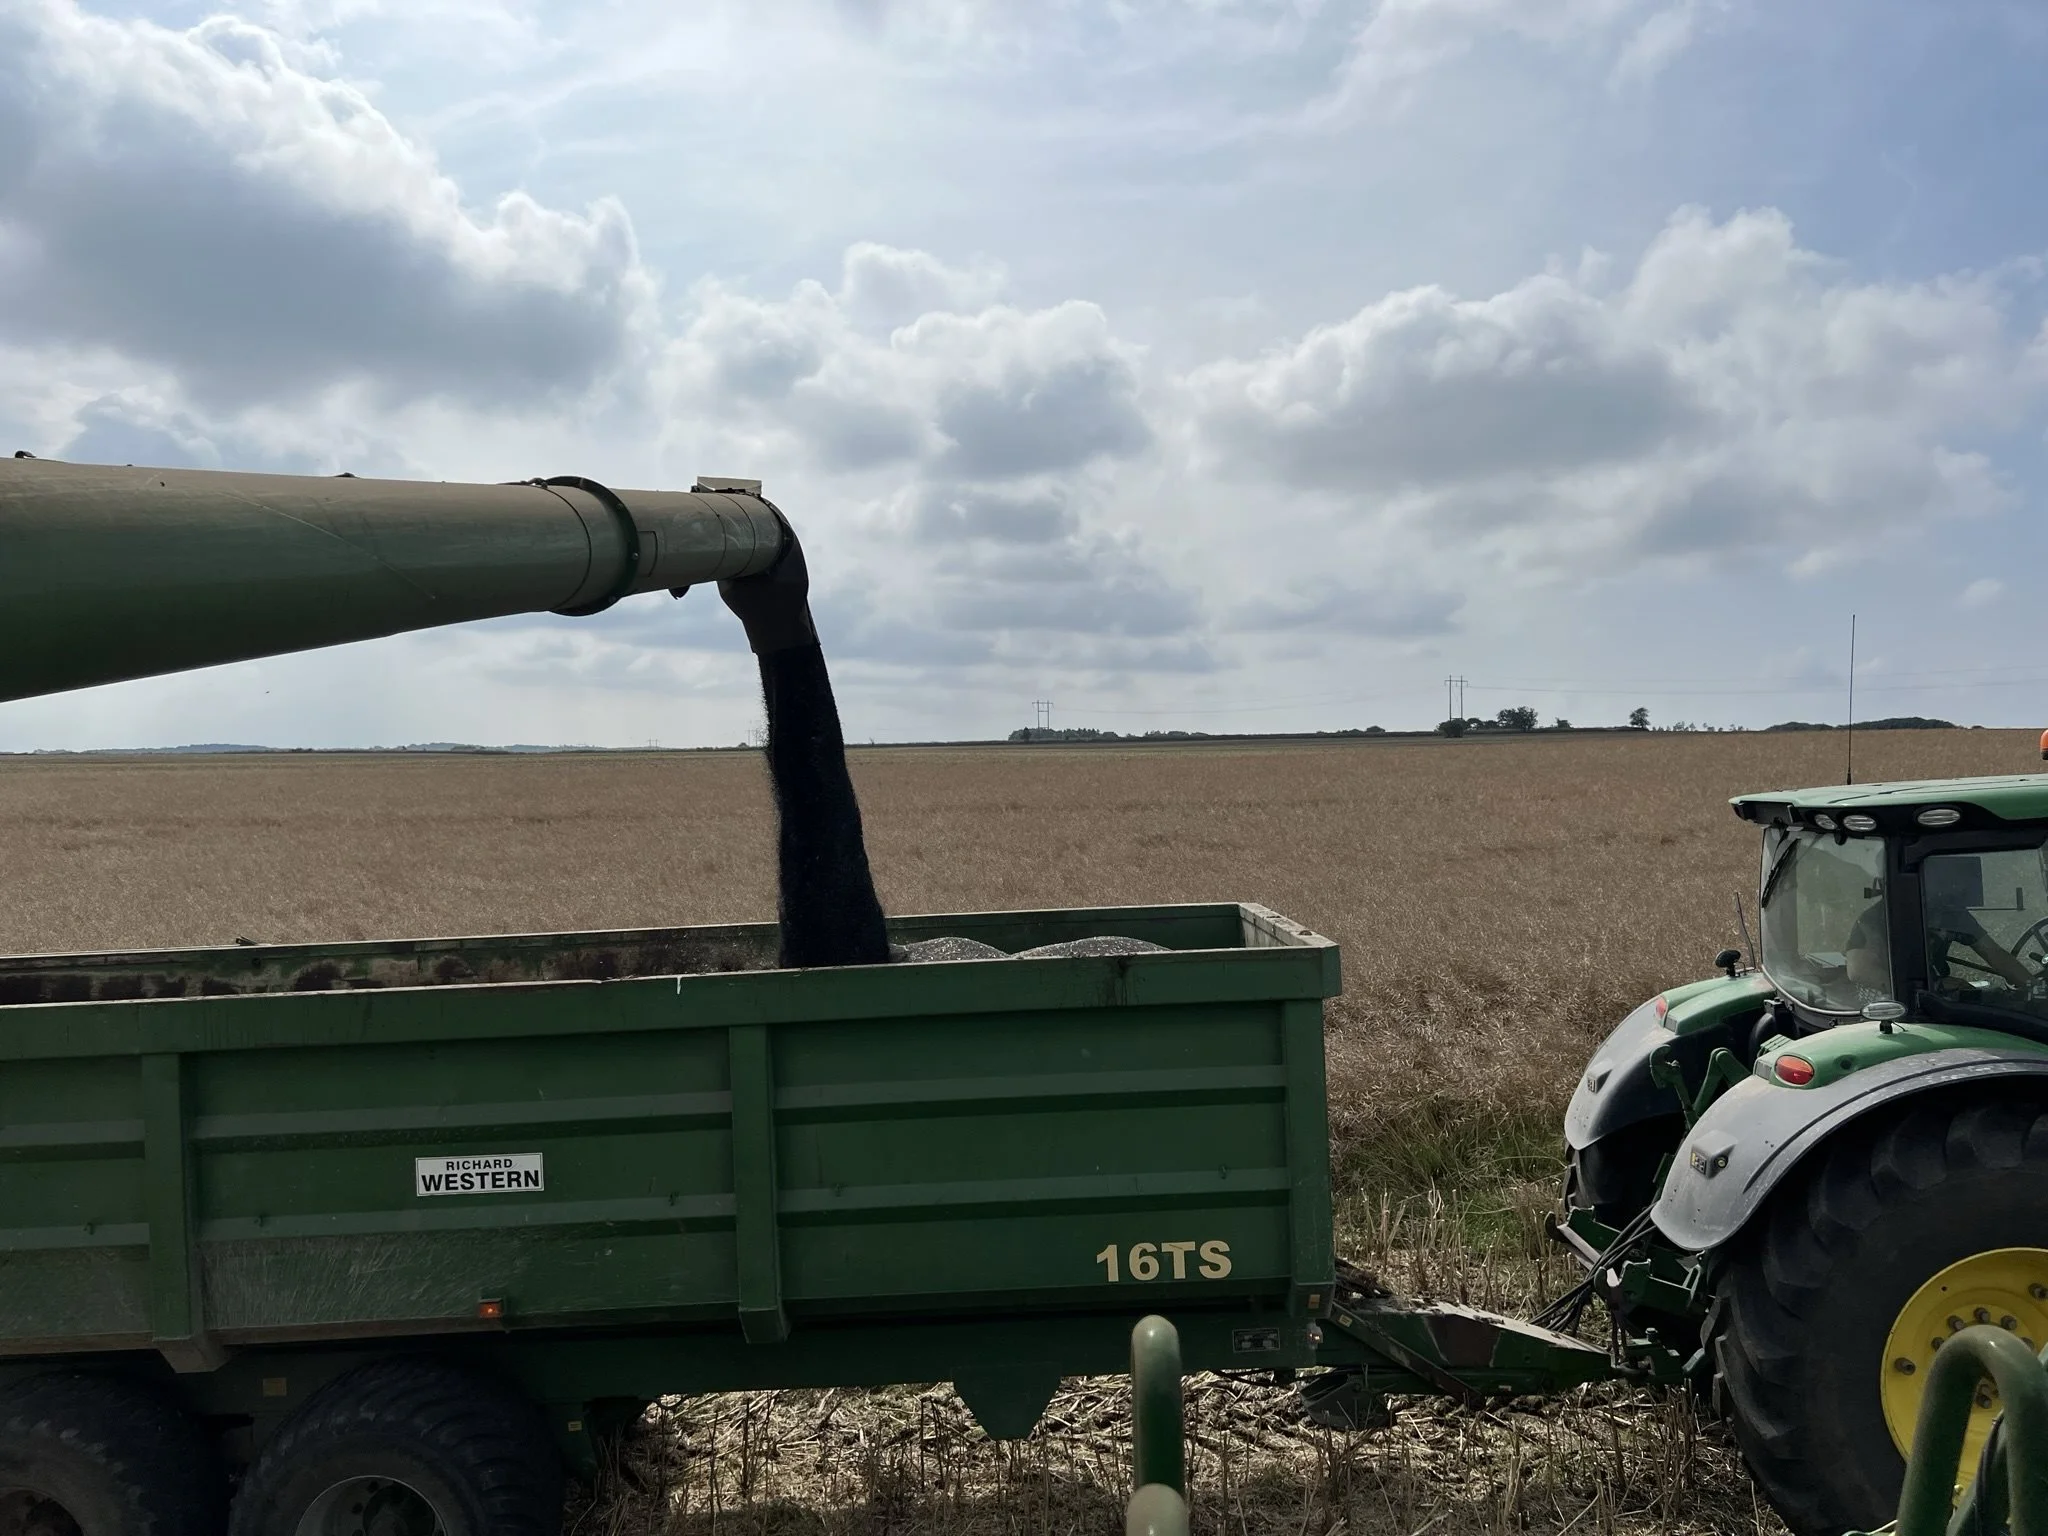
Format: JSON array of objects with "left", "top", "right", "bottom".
[
  {"left": 1564, "top": 1115, "right": 1685, "bottom": 1227},
  {"left": 0, "top": 1371, "right": 224, "bottom": 1536},
  {"left": 227, "top": 1357, "right": 562, "bottom": 1536},
  {"left": 1714, "top": 1093, "right": 2048, "bottom": 1536}
]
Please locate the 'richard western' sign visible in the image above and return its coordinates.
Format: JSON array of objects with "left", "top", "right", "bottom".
[{"left": 415, "top": 1154, "right": 545, "bottom": 1197}]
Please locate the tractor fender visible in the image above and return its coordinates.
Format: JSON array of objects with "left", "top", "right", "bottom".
[
  {"left": 1566, "top": 974, "right": 1774, "bottom": 1151},
  {"left": 1565, "top": 996, "right": 1675, "bottom": 1149},
  {"left": 1653, "top": 1047, "right": 2048, "bottom": 1253}
]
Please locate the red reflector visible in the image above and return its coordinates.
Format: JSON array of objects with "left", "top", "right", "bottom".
[
  {"left": 477, "top": 1299, "right": 505, "bottom": 1320},
  {"left": 1654, "top": 996, "right": 1669, "bottom": 1019},
  {"left": 1774, "top": 1056, "right": 1816, "bottom": 1086}
]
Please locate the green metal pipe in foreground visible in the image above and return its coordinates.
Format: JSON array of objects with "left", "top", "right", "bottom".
[
  {"left": 1131, "top": 1314, "right": 1186, "bottom": 1499},
  {"left": 0, "top": 458, "right": 788, "bottom": 703},
  {"left": 1892, "top": 1326, "right": 2048, "bottom": 1536}
]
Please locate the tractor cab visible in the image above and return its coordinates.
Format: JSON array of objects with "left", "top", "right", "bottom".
[
  {"left": 1735, "top": 776, "right": 2048, "bottom": 1037},
  {"left": 1564, "top": 770, "right": 2048, "bottom": 1536}
]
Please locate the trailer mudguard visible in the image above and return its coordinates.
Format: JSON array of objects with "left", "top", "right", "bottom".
[
  {"left": 1566, "top": 974, "right": 1773, "bottom": 1150},
  {"left": 1653, "top": 1045, "right": 2048, "bottom": 1253}
]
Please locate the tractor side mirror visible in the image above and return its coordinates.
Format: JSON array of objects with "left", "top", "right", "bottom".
[{"left": 1715, "top": 947, "right": 1743, "bottom": 978}]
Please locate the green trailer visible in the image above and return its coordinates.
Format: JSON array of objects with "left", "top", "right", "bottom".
[{"left": 0, "top": 902, "right": 1606, "bottom": 1534}]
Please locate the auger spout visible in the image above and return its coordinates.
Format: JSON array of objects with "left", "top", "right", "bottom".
[{"left": 0, "top": 457, "right": 789, "bottom": 703}]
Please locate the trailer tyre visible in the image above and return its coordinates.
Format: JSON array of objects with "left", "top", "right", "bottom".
[
  {"left": 0, "top": 1371, "right": 225, "bottom": 1536},
  {"left": 1714, "top": 1094, "right": 2048, "bottom": 1536},
  {"left": 228, "top": 1359, "right": 562, "bottom": 1536}
]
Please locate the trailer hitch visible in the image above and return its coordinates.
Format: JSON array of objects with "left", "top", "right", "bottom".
[
  {"left": 1311, "top": 1297, "right": 1614, "bottom": 1408},
  {"left": 1542, "top": 1208, "right": 1698, "bottom": 1384},
  {"left": 1548, "top": 1208, "right": 1702, "bottom": 1320}
]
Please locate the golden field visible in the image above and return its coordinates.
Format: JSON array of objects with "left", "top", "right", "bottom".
[
  {"left": 0, "top": 727, "right": 2035, "bottom": 1535},
  {"left": 2, "top": 727, "right": 2030, "bottom": 1197}
]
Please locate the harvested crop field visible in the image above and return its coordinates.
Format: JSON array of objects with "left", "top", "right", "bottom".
[{"left": 0, "top": 726, "right": 2035, "bottom": 1535}]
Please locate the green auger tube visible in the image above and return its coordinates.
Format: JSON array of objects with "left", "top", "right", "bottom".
[
  {"left": 1127, "top": 1315, "right": 1189, "bottom": 1536},
  {"left": 1881, "top": 1325, "right": 2048, "bottom": 1536},
  {"left": 0, "top": 457, "right": 787, "bottom": 702}
]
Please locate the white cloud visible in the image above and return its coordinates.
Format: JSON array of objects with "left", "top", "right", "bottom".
[
  {"left": 8, "top": 1, "right": 2048, "bottom": 747},
  {"left": 1182, "top": 207, "right": 2041, "bottom": 584},
  {"left": 640, "top": 249, "right": 1190, "bottom": 666},
  {"left": 1330, "top": 0, "right": 1704, "bottom": 109},
  {"left": 837, "top": 241, "right": 1006, "bottom": 328},
  {"left": 660, "top": 267, "right": 1150, "bottom": 481},
  {"left": 1961, "top": 578, "right": 2005, "bottom": 609},
  {"left": 1236, "top": 575, "right": 1463, "bottom": 637},
  {"left": 0, "top": 0, "right": 655, "bottom": 409},
  {"left": 1610, "top": 0, "right": 1714, "bottom": 87},
  {"left": 926, "top": 534, "right": 1199, "bottom": 639},
  {"left": 1187, "top": 274, "right": 1697, "bottom": 487}
]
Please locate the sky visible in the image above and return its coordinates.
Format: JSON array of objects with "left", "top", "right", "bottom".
[{"left": 3, "top": 0, "right": 2046, "bottom": 749}]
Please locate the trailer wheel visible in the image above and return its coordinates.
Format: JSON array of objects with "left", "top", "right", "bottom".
[
  {"left": 1714, "top": 1094, "right": 2048, "bottom": 1536},
  {"left": 227, "top": 1359, "right": 561, "bottom": 1536},
  {"left": 0, "top": 1372, "right": 224, "bottom": 1536}
]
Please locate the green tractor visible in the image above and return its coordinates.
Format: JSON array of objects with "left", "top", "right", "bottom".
[{"left": 1563, "top": 772, "right": 2048, "bottom": 1536}]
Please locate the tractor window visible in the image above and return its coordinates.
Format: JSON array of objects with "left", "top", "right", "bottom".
[
  {"left": 1759, "top": 830, "right": 1891, "bottom": 1014},
  {"left": 1919, "top": 845, "right": 2048, "bottom": 1017}
]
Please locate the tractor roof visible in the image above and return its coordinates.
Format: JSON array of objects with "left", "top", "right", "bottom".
[{"left": 1732, "top": 774, "right": 2048, "bottom": 830}]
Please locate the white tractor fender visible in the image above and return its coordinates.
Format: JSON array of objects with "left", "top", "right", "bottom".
[{"left": 1653, "top": 1047, "right": 2048, "bottom": 1254}]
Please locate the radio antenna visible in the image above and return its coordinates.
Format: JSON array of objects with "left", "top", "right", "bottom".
[{"left": 1844, "top": 613, "right": 1857, "bottom": 786}]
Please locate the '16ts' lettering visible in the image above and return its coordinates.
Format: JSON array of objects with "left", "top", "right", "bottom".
[{"left": 1093, "top": 1240, "right": 1232, "bottom": 1282}]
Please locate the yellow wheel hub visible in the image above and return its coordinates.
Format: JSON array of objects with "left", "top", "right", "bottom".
[{"left": 1881, "top": 1247, "right": 2048, "bottom": 1485}]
